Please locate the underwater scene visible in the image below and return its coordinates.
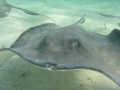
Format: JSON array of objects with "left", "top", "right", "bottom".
[{"left": 0, "top": 0, "right": 120, "bottom": 90}]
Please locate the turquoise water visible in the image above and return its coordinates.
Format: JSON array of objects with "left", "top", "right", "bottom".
[{"left": 0, "top": 0, "right": 120, "bottom": 90}]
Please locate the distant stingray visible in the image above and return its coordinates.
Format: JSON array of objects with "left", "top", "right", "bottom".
[
  {"left": 89, "top": 10, "right": 120, "bottom": 18},
  {"left": 0, "top": 14, "right": 120, "bottom": 87},
  {"left": 0, "top": 0, "right": 55, "bottom": 23}
]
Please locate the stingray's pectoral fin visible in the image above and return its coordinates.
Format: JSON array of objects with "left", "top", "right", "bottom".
[{"left": 0, "top": 48, "right": 15, "bottom": 67}]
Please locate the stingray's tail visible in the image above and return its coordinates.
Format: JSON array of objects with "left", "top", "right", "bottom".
[
  {"left": 0, "top": 48, "right": 15, "bottom": 67},
  {"left": 0, "top": 0, "right": 56, "bottom": 23},
  {"left": 8, "top": 4, "right": 56, "bottom": 23}
]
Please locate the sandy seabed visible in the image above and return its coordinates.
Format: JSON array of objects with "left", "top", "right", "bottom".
[{"left": 0, "top": 0, "right": 120, "bottom": 90}]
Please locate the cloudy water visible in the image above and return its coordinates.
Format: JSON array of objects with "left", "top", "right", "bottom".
[{"left": 0, "top": 0, "right": 120, "bottom": 90}]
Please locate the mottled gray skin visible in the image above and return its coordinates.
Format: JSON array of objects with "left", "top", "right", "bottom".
[{"left": 1, "top": 16, "right": 120, "bottom": 86}]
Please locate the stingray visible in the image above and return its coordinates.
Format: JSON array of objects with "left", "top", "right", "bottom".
[
  {"left": 98, "top": 13, "right": 120, "bottom": 18},
  {"left": 90, "top": 10, "right": 120, "bottom": 18},
  {"left": 0, "top": 14, "right": 120, "bottom": 86},
  {"left": 0, "top": 0, "right": 55, "bottom": 23}
]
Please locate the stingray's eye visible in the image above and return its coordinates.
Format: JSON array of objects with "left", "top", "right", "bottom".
[{"left": 68, "top": 39, "right": 81, "bottom": 50}]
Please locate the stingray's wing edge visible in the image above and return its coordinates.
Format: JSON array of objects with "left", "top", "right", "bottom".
[{"left": 1, "top": 48, "right": 120, "bottom": 87}]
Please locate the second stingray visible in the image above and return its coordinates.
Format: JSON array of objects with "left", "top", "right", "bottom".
[{"left": 0, "top": 0, "right": 55, "bottom": 23}]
